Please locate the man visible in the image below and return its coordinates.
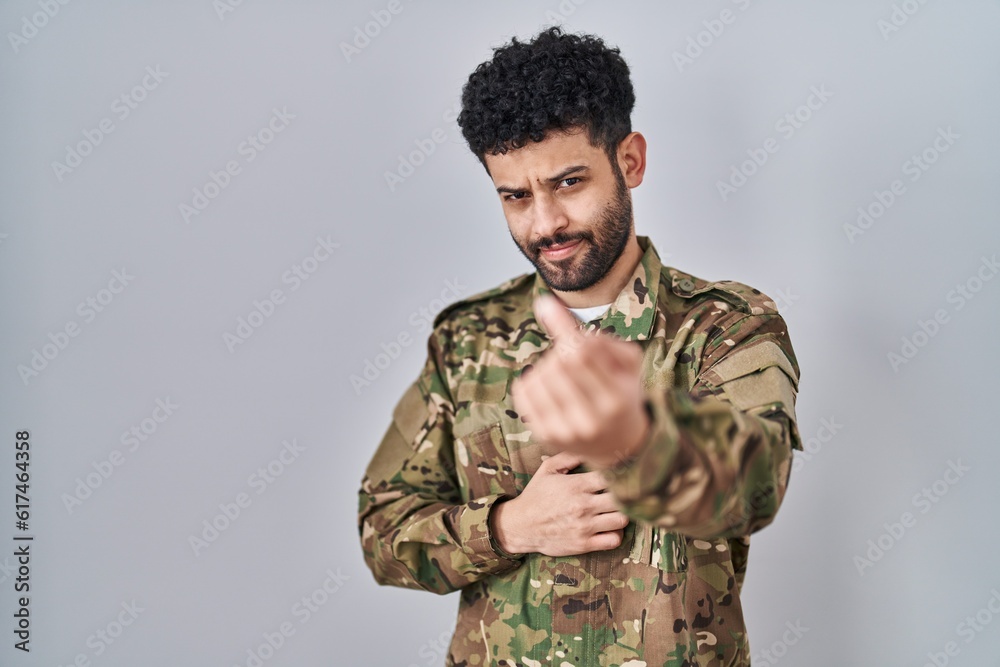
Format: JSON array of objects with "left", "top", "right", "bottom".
[{"left": 358, "top": 26, "right": 803, "bottom": 666}]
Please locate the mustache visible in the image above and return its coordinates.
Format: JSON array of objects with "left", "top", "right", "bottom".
[{"left": 529, "top": 231, "right": 593, "bottom": 256}]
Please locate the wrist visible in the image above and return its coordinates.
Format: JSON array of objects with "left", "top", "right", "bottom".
[
  {"left": 489, "top": 496, "right": 529, "bottom": 557},
  {"left": 625, "top": 399, "right": 654, "bottom": 461},
  {"left": 601, "top": 399, "right": 653, "bottom": 471}
]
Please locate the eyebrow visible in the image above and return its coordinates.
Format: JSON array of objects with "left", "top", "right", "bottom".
[{"left": 495, "top": 165, "right": 590, "bottom": 195}]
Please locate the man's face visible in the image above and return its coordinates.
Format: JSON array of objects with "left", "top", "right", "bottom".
[{"left": 484, "top": 128, "right": 633, "bottom": 292}]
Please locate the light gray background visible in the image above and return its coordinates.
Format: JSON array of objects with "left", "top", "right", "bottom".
[{"left": 2, "top": 1, "right": 998, "bottom": 665}]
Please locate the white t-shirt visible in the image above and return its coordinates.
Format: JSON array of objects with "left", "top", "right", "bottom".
[{"left": 567, "top": 302, "right": 613, "bottom": 322}]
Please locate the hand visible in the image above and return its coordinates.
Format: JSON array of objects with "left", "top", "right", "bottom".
[
  {"left": 510, "top": 294, "right": 651, "bottom": 468},
  {"left": 490, "top": 451, "right": 630, "bottom": 557}
]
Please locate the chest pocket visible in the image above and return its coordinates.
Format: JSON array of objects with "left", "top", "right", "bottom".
[
  {"left": 452, "top": 378, "right": 521, "bottom": 501},
  {"left": 451, "top": 374, "right": 560, "bottom": 501},
  {"left": 454, "top": 421, "right": 517, "bottom": 500}
]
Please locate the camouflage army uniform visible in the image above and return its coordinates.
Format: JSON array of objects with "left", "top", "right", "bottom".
[{"left": 358, "top": 235, "right": 802, "bottom": 666}]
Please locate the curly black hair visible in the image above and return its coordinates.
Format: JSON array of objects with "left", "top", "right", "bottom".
[{"left": 457, "top": 25, "right": 635, "bottom": 172}]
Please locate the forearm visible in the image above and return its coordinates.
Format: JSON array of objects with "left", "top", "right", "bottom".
[
  {"left": 603, "top": 387, "right": 799, "bottom": 540},
  {"left": 488, "top": 496, "right": 536, "bottom": 558},
  {"left": 358, "top": 329, "right": 528, "bottom": 594},
  {"left": 359, "top": 490, "right": 522, "bottom": 594}
]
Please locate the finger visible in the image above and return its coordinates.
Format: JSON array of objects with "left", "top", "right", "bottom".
[
  {"left": 535, "top": 361, "right": 598, "bottom": 440},
  {"left": 548, "top": 342, "right": 642, "bottom": 453},
  {"left": 574, "top": 343, "right": 645, "bottom": 428},
  {"left": 584, "top": 529, "right": 624, "bottom": 552},
  {"left": 534, "top": 295, "right": 585, "bottom": 351},
  {"left": 539, "top": 450, "right": 585, "bottom": 474},
  {"left": 599, "top": 336, "right": 644, "bottom": 374},
  {"left": 580, "top": 334, "right": 643, "bottom": 381},
  {"left": 575, "top": 470, "right": 612, "bottom": 494},
  {"left": 544, "top": 336, "right": 631, "bottom": 428},
  {"left": 590, "top": 511, "right": 630, "bottom": 534},
  {"left": 518, "top": 370, "right": 565, "bottom": 444},
  {"left": 589, "top": 492, "right": 625, "bottom": 515},
  {"left": 561, "top": 343, "right": 624, "bottom": 419},
  {"left": 511, "top": 371, "right": 552, "bottom": 426}
]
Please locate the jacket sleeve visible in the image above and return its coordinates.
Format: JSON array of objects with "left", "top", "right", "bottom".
[
  {"left": 603, "top": 310, "right": 803, "bottom": 540},
  {"left": 357, "top": 332, "right": 523, "bottom": 595}
]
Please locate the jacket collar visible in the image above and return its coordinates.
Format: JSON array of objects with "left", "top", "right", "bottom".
[{"left": 529, "top": 235, "right": 662, "bottom": 342}]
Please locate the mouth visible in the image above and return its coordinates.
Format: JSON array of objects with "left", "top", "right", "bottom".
[{"left": 539, "top": 239, "right": 582, "bottom": 261}]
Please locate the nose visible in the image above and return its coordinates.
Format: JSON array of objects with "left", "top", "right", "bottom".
[{"left": 530, "top": 191, "right": 569, "bottom": 242}]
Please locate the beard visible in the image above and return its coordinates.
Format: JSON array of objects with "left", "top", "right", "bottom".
[{"left": 510, "top": 164, "right": 633, "bottom": 292}]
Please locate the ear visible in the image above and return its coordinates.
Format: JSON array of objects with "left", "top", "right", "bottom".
[{"left": 617, "top": 131, "right": 647, "bottom": 188}]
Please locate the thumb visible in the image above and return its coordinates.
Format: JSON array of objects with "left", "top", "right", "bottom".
[
  {"left": 539, "top": 450, "right": 584, "bottom": 474},
  {"left": 604, "top": 335, "right": 644, "bottom": 372},
  {"left": 534, "top": 295, "right": 584, "bottom": 348}
]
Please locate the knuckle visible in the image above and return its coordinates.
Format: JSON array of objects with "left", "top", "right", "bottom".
[
  {"left": 587, "top": 474, "right": 608, "bottom": 493},
  {"left": 574, "top": 419, "right": 598, "bottom": 441}
]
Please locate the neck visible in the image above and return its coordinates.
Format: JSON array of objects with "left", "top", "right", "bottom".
[{"left": 551, "top": 234, "right": 643, "bottom": 308}]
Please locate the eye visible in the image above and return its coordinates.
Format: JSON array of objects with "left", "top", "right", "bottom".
[
  {"left": 503, "top": 191, "right": 528, "bottom": 202},
  {"left": 559, "top": 177, "right": 582, "bottom": 188}
]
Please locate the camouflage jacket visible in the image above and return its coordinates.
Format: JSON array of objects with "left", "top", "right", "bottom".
[{"left": 358, "top": 235, "right": 803, "bottom": 666}]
